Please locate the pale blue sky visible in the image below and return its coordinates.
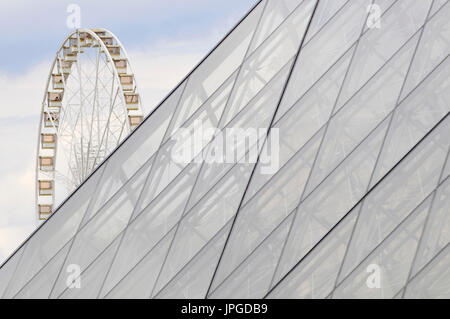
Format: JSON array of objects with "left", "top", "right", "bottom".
[
  {"left": 0, "top": 0, "right": 256, "bottom": 74},
  {"left": 0, "top": 0, "right": 257, "bottom": 264}
]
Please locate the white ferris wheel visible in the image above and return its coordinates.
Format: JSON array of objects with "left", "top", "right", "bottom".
[{"left": 36, "top": 28, "right": 143, "bottom": 221}]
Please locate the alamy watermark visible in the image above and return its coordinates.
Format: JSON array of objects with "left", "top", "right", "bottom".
[
  {"left": 66, "top": 264, "right": 81, "bottom": 289},
  {"left": 66, "top": 4, "right": 81, "bottom": 29},
  {"left": 366, "top": 4, "right": 382, "bottom": 29},
  {"left": 170, "top": 121, "right": 280, "bottom": 175},
  {"left": 366, "top": 263, "right": 381, "bottom": 289}
]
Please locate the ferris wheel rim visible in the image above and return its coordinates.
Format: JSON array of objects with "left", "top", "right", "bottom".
[{"left": 35, "top": 28, "right": 143, "bottom": 222}]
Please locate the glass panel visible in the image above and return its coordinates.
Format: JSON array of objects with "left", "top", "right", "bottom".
[
  {"left": 441, "top": 151, "right": 450, "bottom": 183},
  {"left": 154, "top": 222, "right": 232, "bottom": 299},
  {"left": 276, "top": 0, "right": 370, "bottom": 122},
  {"left": 100, "top": 159, "right": 202, "bottom": 295},
  {"left": 0, "top": 245, "right": 27, "bottom": 298},
  {"left": 58, "top": 236, "right": 121, "bottom": 299},
  {"left": 267, "top": 210, "right": 357, "bottom": 298},
  {"left": 430, "top": 0, "right": 449, "bottom": 16},
  {"left": 304, "top": 0, "right": 348, "bottom": 43},
  {"left": 151, "top": 162, "right": 254, "bottom": 296},
  {"left": 273, "top": 118, "right": 388, "bottom": 285},
  {"left": 210, "top": 127, "right": 324, "bottom": 291},
  {"left": 49, "top": 160, "right": 152, "bottom": 298},
  {"left": 220, "top": 0, "right": 316, "bottom": 127},
  {"left": 244, "top": 46, "right": 354, "bottom": 203},
  {"left": 186, "top": 59, "right": 293, "bottom": 212},
  {"left": 164, "top": 2, "right": 265, "bottom": 142},
  {"left": 104, "top": 229, "right": 176, "bottom": 299},
  {"left": 84, "top": 82, "right": 186, "bottom": 223},
  {"left": 361, "top": 0, "right": 396, "bottom": 33},
  {"left": 14, "top": 241, "right": 72, "bottom": 299},
  {"left": 304, "top": 32, "right": 420, "bottom": 197},
  {"left": 399, "top": 2, "right": 450, "bottom": 101},
  {"left": 163, "top": 69, "right": 238, "bottom": 156},
  {"left": 248, "top": 0, "right": 304, "bottom": 53},
  {"left": 2, "top": 164, "right": 105, "bottom": 298},
  {"left": 410, "top": 177, "right": 450, "bottom": 277},
  {"left": 209, "top": 214, "right": 293, "bottom": 299},
  {"left": 373, "top": 0, "right": 396, "bottom": 13},
  {"left": 370, "top": 57, "right": 450, "bottom": 187},
  {"left": 339, "top": 116, "right": 450, "bottom": 282},
  {"left": 332, "top": 197, "right": 429, "bottom": 299},
  {"left": 404, "top": 246, "right": 450, "bottom": 299},
  {"left": 336, "top": 0, "right": 433, "bottom": 110},
  {"left": 133, "top": 71, "right": 238, "bottom": 217}
]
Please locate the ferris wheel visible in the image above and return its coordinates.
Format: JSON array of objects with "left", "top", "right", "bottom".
[{"left": 36, "top": 28, "right": 143, "bottom": 221}]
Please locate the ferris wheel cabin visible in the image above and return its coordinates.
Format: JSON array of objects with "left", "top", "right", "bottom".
[
  {"left": 38, "top": 205, "right": 52, "bottom": 220},
  {"left": 41, "top": 133, "right": 56, "bottom": 149}
]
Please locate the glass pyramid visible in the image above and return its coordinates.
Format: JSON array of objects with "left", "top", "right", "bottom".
[{"left": 1, "top": 0, "right": 449, "bottom": 299}]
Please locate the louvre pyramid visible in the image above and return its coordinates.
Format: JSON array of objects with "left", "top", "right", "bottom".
[{"left": 1, "top": 0, "right": 450, "bottom": 299}]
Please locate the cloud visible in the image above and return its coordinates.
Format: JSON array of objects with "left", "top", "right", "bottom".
[
  {"left": 0, "top": 225, "right": 35, "bottom": 264},
  {"left": 0, "top": 63, "right": 50, "bottom": 119},
  {"left": 129, "top": 39, "right": 208, "bottom": 114},
  {"left": 0, "top": 119, "right": 37, "bottom": 264}
]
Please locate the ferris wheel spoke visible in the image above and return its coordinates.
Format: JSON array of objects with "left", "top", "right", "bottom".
[
  {"left": 92, "top": 85, "right": 120, "bottom": 169},
  {"left": 85, "top": 47, "right": 102, "bottom": 175}
]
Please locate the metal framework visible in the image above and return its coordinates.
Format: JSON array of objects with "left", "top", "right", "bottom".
[
  {"left": 36, "top": 28, "right": 143, "bottom": 221},
  {"left": 0, "top": 0, "right": 448, "bottom": 299}
]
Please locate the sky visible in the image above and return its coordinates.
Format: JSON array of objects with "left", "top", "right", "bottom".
[{"left": 0, "top": 0, "right": 257, "bottom": 264}]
